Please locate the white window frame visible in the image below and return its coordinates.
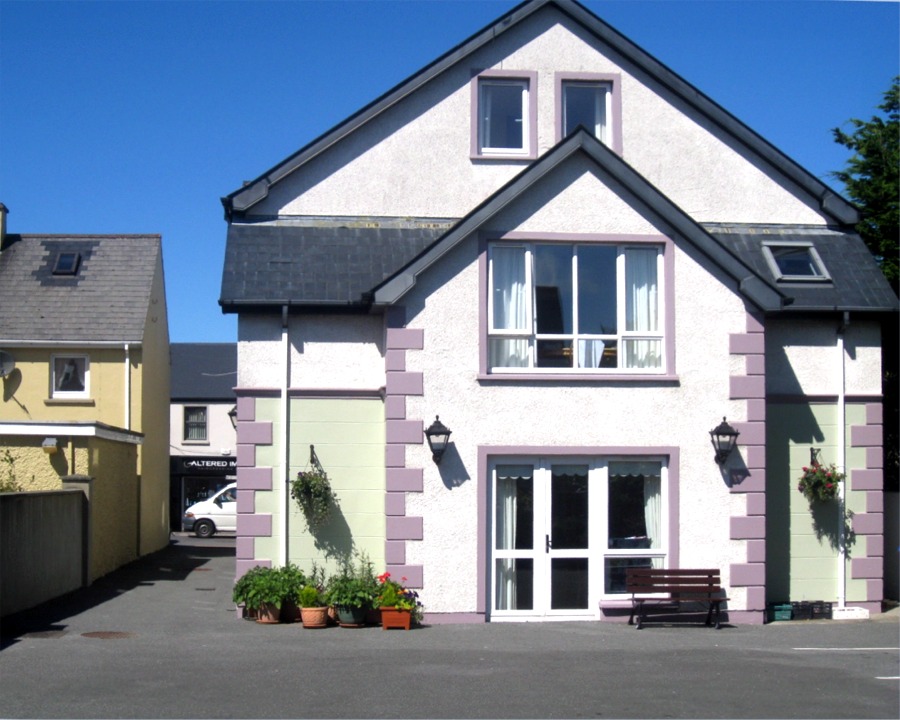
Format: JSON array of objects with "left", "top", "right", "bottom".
[
  {"left": 51, "top": 355, "right": 89, "bottom": 398},
  {"left": 761, "top": 241, "right": 831, "bottom": 282},
  {"left": 487, "top": 242, "right": 665, "bottom": 374},
  {"left": 489, "top": 456, "right": 669, "bottom": 620},
  {"left": 471, "top": 70, "right": 537, "bottom": 159},
  {"left": 183, "top": 405, "right": 209, "bottom": 444},
  {"left": 561, "top": 80, "right": 612, "bottom": 144}
]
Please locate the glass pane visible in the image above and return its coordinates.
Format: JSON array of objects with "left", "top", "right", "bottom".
[
  {"left": 551, "top": 465, "right": 588, "bottom": 549},
  {"left": 534, "top": 245, "right": 572, "bottom": 334},
  {"left": 551, "top": 558, "right": 588, "bottom": 609},
  {"left": 495, "top": 558, "right": 533, "bottom": 610},
  {"left": 492, "top": 246, "right": 527, "bottom": 330},
  {"left": 625, "top": 247, "right": 658, "bottom": 332},
  {"left": 608, "top": 462, "right": 662, "bottom": 549},
  {"left": 564, "top": 83, "right": 607, "bottom": 139},
  {"left": 604, "top": 557, "right": 662, "bottom": 594},
  {"left": 536, "top": 339, "right": 572, "bottom": 368},
  {"left": 495, "top": 466, "right": 533, "bottom": 550},
  {"left": 623, "top": 339, "right": 661, "bottom": 369},
  {"left": 577, "top": 339, "right": 617, "bottom": 369},
  {"left": 54, "top": 357, "right": 86, "bottom": 392},
  {"left": 482, "top": 82, "right": 524, "bottom": 150},
  {"left": 577, "top": 245, "right": 616, "bottom": 335},
  {"left": 490, "top": 338, "right": 529, "bottom": 368},
  {"left": 771, "top": 246, "right": 823, "bottom": 277}
]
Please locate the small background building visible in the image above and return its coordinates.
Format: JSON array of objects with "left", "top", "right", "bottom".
[{"left": 169, "top": 343, "right": 237, "bottom": 531}]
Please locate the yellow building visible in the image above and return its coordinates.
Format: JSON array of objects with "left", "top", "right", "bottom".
[{"left": 0, "top": 204, "right": 170, "bottom": 581}]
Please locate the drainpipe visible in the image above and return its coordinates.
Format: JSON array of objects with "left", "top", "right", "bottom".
[
  {"left": 280, "top": 305, "right": 290, "bottom": 567},
  {"left": 124, "top": 343, "right": 131, "bottom": 430},
  {"left": 836, "top": 312, "right": 849, "bottom": 609}
]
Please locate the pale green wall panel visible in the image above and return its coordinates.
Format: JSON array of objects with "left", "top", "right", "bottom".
[{"left": 767, "top": 401, "right": 871, "bottom": 604}]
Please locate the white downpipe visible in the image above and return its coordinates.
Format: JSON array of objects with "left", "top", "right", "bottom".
[
  {"left": 280, "top": 306, "right": 290, "bottom": 568},
  {"left": 836, "top": 314, "right": 848, "bottom": 609},
  {"left": 124, "top": 343, "right": 131, "bottom": 430}
]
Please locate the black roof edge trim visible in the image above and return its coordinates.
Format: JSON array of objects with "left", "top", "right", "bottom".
[
  {"left": 221, "top": 0, "right": 857, "bottom": 226},
  {"left": 371, "top": 128, "right": 788, "bottom": 311}
]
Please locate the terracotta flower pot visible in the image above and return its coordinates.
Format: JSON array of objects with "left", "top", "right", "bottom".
[
  {"left": 256, "top": 602, "right": 281, "bottom": 624},
  {"left": 380, "top": 606, "right": 411, "bottom": 630},
  {"left": 300, "top": 606, "right": 329, "bottom": 628}
]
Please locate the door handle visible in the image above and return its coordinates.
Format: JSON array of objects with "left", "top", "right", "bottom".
[{"left": 545, "top": 534, "right": 552, "bottom": 553}]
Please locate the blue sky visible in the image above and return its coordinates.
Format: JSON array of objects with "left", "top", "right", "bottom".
[{"left": 1, "top": 0, "right": 897, "bottom": 343}]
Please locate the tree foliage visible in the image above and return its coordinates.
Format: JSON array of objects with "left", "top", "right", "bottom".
[{"left": 832, "top": 77, "right": 899, "bottom": 291}]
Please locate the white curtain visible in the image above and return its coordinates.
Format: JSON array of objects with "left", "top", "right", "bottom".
[
  {"left": 578, "top": 339, "right": 606, "bottom": 368},
  {"left": 491, "top": 247, "right": 528, "bottom": 368},
  {"left": 495, "top": 466, "right": 531, "bottom": 610},
  {"left": 642, "top": 474, "right": 661, "bottom": 549},
  {"left": 625, "top": 248, "right": 659, "bottom": 368}
]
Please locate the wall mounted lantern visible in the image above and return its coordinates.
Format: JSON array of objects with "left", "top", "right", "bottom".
[
  {"left": 228, "top": 405, "right": 238, "bottom": 430},
  {"left": 42, "top": 437, "right": 58, "bottom": 455},
  {"left": 424, "top": 416, "right": 452, "bottom": 464},
  {"left": 709, "top": 417, "right": 739, "bottom": 465}
]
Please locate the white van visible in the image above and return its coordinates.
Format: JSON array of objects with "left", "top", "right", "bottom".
[{"left": 182, "top": 483, "right": 237, "bottom": 537}]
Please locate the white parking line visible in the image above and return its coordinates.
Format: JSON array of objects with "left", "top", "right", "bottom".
[{"left": 793, "top": 647, "right": 898, "bottom": 651}]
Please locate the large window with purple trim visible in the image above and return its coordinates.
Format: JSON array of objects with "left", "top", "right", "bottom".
[{"left": 488, "top": 242, "right": 664, "bottom": 373}]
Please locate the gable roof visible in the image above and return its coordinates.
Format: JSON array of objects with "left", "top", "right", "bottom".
[
  {"left": 0, "top": 234, "right": 163, "bottom": 344},
  {"left": 221, "top": 0, "right": 857, "bottom": 226},
  {"left": 170, "top": 343, "right": 237, "bottom": 401},
  {"left": 219, "top": 221, "right": 450, "bottom": 311},
  {"left": 373, "top": 128, "right": 789, "bottom": 312},
  {"left": 707, "top": 225, "right": 898, "bottom": 314}
]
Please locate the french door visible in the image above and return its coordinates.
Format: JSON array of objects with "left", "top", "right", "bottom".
[{"left": 490, "top": 458, "right": 667, "bottom": 619}]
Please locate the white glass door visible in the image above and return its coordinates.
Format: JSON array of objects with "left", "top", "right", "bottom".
[{"left": 492, "top": 461, "right": 593, "bottom": 618}]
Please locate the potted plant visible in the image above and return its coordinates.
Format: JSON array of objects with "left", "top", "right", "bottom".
[
  {"left": 326, "top": 555, "right": 378, "bottom": 627},
  {"left": 232, "top": 565, "right": 268, "bottom": 620},
  {"left": 290, "top": 468, "right": 337, "bottom": 529},
  {"left": 241, "top": 566, "right": 286, "bottom": 624},
  {"left": 797, "top": 461, "right": 844, "bottom": 502},
  {"left": 277, "top": 564, "right": 308, "bottom": 623},
  {"left": 298, "top": 584, "right": 329, "bottom": 628},
  {"left": 375, "top": 572, "right": 422, "bottom": 630}
]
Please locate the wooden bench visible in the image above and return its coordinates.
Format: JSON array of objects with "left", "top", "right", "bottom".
[{"left": 625, "top": 568, "right": 728, "bottom": 629}]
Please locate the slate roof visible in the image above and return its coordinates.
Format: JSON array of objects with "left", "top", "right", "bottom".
[
  {"left": 219, "top": 221, "right": 450, "bottom": 310},
  {"left": 0, "top": 234, "right": 162, "bottom": 343},
  {"left": 170, "top": 343, "right": 236, "bottom": 401},
  {"left": 221, "top": 0, "right": 856, "bottom": 227},
  {"left": 707, "top": 225, "right": 899, "bottom": 313}
]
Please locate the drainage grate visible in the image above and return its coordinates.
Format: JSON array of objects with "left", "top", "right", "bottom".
[
  {"left": 195, "top": 588, "right": 216, "bottom": 591},
  {"left": 81, "top": 631, "right": 135, "bottom": 640}
]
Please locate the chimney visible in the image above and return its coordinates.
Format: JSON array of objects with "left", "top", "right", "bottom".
[{"left": 0, "top": 203, "right": 8, "bottom": 250}]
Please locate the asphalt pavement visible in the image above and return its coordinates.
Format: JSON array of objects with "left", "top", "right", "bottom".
[{"left": 1, "top": 533, "right": 897, "bottom": 719}]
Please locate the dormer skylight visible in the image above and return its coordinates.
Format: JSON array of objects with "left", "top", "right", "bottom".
[
  {"left": 53, "top": 251, "right": 81, "bottom": 276},
  {"left": 762, "top": 242, "right": 830, "bottom": 283}
]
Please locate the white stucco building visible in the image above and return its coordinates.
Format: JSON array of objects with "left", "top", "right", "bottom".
[{"left": 219, "top": 0, "right": 896, "bottom": 623}]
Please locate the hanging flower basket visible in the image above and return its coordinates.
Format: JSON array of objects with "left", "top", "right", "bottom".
[
  {"left": 290, "top": 468, "right": 337, "bottom": 529},
  {"left": 797, "top": 461, "right": 844, "bottom": 502}
]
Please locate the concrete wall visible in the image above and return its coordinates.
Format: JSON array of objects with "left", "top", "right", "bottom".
[{"left": 0, "top": 490, "right": 85, "bottom": 617}]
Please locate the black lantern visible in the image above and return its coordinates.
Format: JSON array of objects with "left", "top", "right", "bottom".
[
  {"left": 228, "top": 405, "right": 238, "bottom": 430},
  {"left": 424, "top": 416, "right": 452, "bottom": 464},
  {"left": 709, "top": 417, "right": 739, "bottom": 465}
]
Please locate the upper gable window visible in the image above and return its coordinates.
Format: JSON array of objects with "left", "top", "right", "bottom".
[
  {"left": 762, "top": 242, "right": 831, "bottom": 282},
  {"left": 53, "top": 252, "right": 81, "bottom": 276},
  {"left": 556, "top": 73, "right": 621, "bottom": 152},
  {"left": 52, "top": 355, "right": 89, "bottom": 398},
  {"left": 562, "top": 81, "right": 610, "bottom": 144},
  {"left": 488, "top": 242, "right": 665, "bottom": 373},
  {"left": 472, "top": 71, "right": 537, "bottom": 159}
]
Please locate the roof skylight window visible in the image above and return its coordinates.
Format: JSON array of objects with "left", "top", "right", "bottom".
[
  {"left": 53, "top": 252, "right": 81, "bottom": 276},
  {"left": 762, "top": 242, "right": 830, "bottom": 282}
]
